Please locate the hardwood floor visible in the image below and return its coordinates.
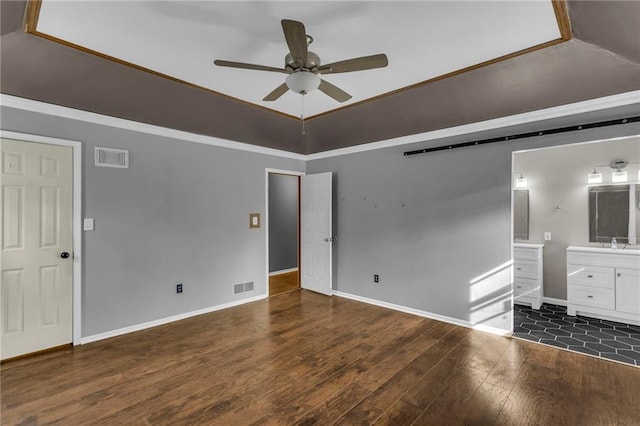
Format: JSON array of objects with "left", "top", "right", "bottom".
[
  {"left": 2, "top": 290, "right": 639, "bottom": 425},
  {"left": 269, "top": 270, "right": 299, "bottom": 296}
]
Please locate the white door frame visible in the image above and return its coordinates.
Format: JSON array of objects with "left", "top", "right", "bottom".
[
  {"left": 265, "top": 168, "right": 305, "bottom": 296},
  {"left": 1, "top": 130, "right": 83, "bottom": 345}
]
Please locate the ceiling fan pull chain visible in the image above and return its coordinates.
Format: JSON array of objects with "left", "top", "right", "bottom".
[{"left": 301, "top": 94, "right": 306, "bottom": 135}]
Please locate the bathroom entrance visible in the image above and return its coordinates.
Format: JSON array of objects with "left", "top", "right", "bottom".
[{"left": 511, "top": 137, "right": 640, "bottom": 367}]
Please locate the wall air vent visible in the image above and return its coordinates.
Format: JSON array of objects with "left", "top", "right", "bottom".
[
  {"left": 234, "top": 281, "right": 255, "bottom": 294},
  {"left": 95, "top": 147, "right": 129, "bottom": 168}
]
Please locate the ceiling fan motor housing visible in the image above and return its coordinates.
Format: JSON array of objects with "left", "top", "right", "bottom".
[{"left": 285, "top": 51, "right": 321, "bottom": 71}]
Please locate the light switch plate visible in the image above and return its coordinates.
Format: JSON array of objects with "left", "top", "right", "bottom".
[
  {"left": 249, "top": 213, "right": 260, "bottom": 229},
  {"left": 84, "top": 218, "right": 94, "bottom": 231},
  {"left": 544, "top": 232, "right": 551, "bottom": 241}
]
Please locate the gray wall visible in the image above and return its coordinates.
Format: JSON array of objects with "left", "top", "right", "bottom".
[
  {"left": 1, "top": 107, "right": 304, "bottom": 337},
  {"left": 308, "top": 117, "right": 640, "bottom": 331},
  {"left": 2, "top": 102, "right": 638, "bottom": 337},
  {"left": 268, "top": 174, "right": 298, "bottom": 272},
  {"left": 514, "top": 137, "right": 640, "bottom": 300},
  {"left": 308, "top": 140, "right": 513, "bottom": 330}
]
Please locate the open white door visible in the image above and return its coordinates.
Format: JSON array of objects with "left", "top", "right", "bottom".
[{"left": 301, "top": 172, "right": 333, "bottom": 296}]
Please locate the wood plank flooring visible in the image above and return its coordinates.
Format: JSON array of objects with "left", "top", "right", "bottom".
[
  {"left": 2, "top": 290, "right": 639, "bottom": 425},
  {"left": 269, "top": 270, "right": 299, "bottom": 296}
]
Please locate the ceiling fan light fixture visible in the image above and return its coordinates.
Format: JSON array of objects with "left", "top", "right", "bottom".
[{"left": 286, "top": 71, "right": 321, "bottom": 95}]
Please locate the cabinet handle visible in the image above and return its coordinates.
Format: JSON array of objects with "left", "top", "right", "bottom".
[
  {"left": 516, "top": 285, "right": 522, "bottom": 289},
  {"left": 516, "top": 267, "right": 522, "bottom": 271},
  {"left": 587, "top": 295, "right": 593, "bottom": 298},
  {"left": 617, "top": 273, "right": 621, "bottom": 277},
  {"left": 587, "top": 275, "right": 593, "bottom": 278}
]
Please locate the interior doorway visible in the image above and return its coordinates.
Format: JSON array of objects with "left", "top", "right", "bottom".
[
  {"left": 266, "top": 170, "right": 302, "bottom": 296},
  {"left": 511, "top": 136, "right": 640, "bottom": 367}
]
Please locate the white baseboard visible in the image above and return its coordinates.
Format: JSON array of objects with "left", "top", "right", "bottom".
[
  {"left": 269, "top": 268, "right": 298, "bottom": 276},
  {"left": 542, "top": 297, "right": 568, "bottom": 307},
  {"left": 80, "top": 293, "right": 268, "bottom": 344},
  {"left": 332, "top": 291, "right": 511, "bottom": 337}
]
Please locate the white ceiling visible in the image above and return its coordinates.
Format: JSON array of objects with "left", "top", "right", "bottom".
[{"left": 36, "top": 1, "right": 561, "bottom": 118}]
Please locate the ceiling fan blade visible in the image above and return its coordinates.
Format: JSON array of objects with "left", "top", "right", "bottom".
[
  {"left": 263, "top": 83, "right": 289, "bottom": 102},
  {"left": 214, "top": 60, "right": 289, "bottom": 74},
  {"left": 281, "top": 19, "right": 308, "bottom": 68},
  {"left": 317, "top": 53, "right": 388, "bottom": 74},
  {"left": 318, "top": 79, "right": 352, "bottom": 103}
]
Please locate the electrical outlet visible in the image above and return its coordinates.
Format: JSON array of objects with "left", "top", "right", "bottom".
[
  {"left": 374, "top": 274, "right": 379, "bottom": 283},
  {"left": 176, "top": 283, "right": 183, "bottom": 293}
]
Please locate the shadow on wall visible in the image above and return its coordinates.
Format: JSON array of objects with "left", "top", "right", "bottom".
[{"left": 469, "top": 260, "right": 513, "bottom": 332}]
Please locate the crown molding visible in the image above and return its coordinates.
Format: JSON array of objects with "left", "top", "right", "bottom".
[
  {"left": 2, "top": 91, "right": 638, "bottom": 162},
  {"left": 305, "top": 90, "right": 640, "bottom": 160},
  {"left": 0, "top": 94, "right": 306, "bottom": 161}
]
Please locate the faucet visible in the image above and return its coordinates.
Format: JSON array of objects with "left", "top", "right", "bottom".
[{"left": 611, "top": 237, "right": 618, "bottom": 249}]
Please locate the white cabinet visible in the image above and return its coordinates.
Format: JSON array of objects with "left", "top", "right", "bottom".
[
  {"left": 616, "top": 268, "right": 640, "bottom": 315},
  {"left": 514, "top": 243, "right": 543, "bottom": 310},
  {"left": 567, "top": 247, "right": 640, "bottom": 325}
]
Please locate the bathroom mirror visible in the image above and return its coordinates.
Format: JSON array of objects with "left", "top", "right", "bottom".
[
  {"left": 514, "top": 189, "right": 529, "bottom": 240},
  {"left": 588, "top": 184, "right": 639, "bottom": 243}
]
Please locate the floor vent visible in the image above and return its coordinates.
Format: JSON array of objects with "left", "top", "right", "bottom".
[
  {"left": 95, "top": 147, "right": 129, "bottom": 168},
  {"left": 234, "top": 281, "right": 255, "bottom": 294}
]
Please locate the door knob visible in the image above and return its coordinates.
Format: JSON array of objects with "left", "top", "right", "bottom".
[
  {"left": 60, "top": 252, "right": 70, "bottom": 259},
  {"left": 324, "top": 236, "right": 337, "bottom": 243}
]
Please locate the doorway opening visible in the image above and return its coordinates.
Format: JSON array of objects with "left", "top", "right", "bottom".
[
  {"left": 266, "top": 170, "right": 302, "bottom": 296},
  {"left": 511, "top": 135, "right": 640, "bottom": 367}
]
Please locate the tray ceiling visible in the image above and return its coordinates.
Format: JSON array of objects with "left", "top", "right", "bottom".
[
  {"left": 3, "top": 1, "right": 639, "bottom": 154},
  {"left": 34, "top": 1, "right": 562, "bottom": 118}
]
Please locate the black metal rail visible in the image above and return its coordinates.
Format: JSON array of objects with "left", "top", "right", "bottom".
[{"left": 403, "top": 116, "right": 640, "bottom": 156}]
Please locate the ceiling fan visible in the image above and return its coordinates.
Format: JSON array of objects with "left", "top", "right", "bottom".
[{"left": 214, "top": 19, "right": 388, "bottom": 103}]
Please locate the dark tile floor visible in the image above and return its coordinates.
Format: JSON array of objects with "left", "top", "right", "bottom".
[{"left": 513, "top": 303, "right": 640, "bottom": 367}]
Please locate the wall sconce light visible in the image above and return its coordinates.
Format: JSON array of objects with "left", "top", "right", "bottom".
[
  {"left": 588, "top": 168, "right": 603, "bottom": 184},
  {"left": 610, "top": 160, "right": 628, "bottom": 183},
  {"left": 515, "top": 173, "right": 528, "bottom": 189},
  {"left": 612, "top": 170, "right": 628, "bottom": 183}
]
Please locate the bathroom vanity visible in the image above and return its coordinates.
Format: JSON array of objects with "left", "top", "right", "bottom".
[
  {"left": 514, "top": 243, "right": 543, "bottom": 310},
  {"left": 567, "top": 246, "right": 640, "bottom": 325}
]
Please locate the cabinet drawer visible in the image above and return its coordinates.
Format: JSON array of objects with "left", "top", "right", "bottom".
[
  {"left": 514, "top": 248, "right": 539, "bottom": 261},
  {"left": 568, "top": 285, "right": 615, "bottom": 310},
  {"left": 567, "top": 264, "right": 614, "bottom": 289},
  {"left": 514, "top": 259, "right": 538, "bottom": 279},
  {"left": 514, "top": 278, "right": 540, "bottom": 298}
]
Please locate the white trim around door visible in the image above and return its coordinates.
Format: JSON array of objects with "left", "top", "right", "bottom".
[
  {"left": 0, "top": 130, "right": 83, "bottom": 345},
  {"left": 265, "top": 168, "right": 305, "bottom": 296}
]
